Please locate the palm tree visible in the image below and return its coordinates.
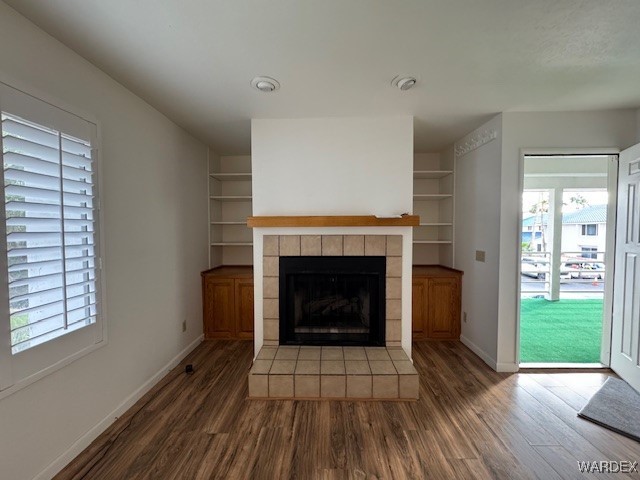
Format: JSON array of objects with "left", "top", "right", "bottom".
[
  {"left": 529, "top": 193, "right": 549, "bottom": 252},
  {"left": 528, "top": 193, "right": 590, "bottom": 254}
]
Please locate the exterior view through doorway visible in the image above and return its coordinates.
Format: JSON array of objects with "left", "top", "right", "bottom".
[{"left": 519, "top": 154, "right": 617, "bottom": 366}]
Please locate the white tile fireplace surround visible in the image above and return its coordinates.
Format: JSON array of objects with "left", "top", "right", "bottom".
[
  {"left": 252, "top": 227, "right": 414, "bottom": 358},
  {"left": 262, "top": 234, "right": 402, "bottom": 347}
]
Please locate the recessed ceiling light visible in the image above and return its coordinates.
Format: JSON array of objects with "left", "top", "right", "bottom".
[
  {"left": 251, "top": 76, "right": 280, "bottom": 92},
  {"left": 392, "top": 75, "right": 417, "bottom": 91}
]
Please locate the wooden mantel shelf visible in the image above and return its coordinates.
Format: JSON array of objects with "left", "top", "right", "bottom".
[{"left": 247, "top": 215, "right": 420, "bottom": 228}]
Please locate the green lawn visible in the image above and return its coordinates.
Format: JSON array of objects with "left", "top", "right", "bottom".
[{"left": 520, "top": 298, "right": 603, "bottom": 363}]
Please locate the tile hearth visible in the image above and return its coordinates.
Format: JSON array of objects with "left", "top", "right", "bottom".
[{"left": 248, "top": 346, "right": 418, "bottom": 400}]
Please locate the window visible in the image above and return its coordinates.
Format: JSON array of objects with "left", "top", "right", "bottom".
[
  {"left": 3, "top": 112, "right": 99, "bottom": 353},
  {"left": 0, "top": 81, "right": 103, "bottom": 395},
  {"left": 581, "top": 247, "right": 598, "bottom": 259},
  {"left": 581, "top": 224, "right": 598, "bottom": 236}
]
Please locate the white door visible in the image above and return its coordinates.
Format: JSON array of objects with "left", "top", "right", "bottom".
[{"left": 611, "top": 143, "right": 640, "bottom": 391}]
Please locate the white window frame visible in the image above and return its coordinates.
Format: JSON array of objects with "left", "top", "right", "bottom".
[
  {"left": 581, "top": 246, "right": 598, "bottom": 259},
  {"left": 0, "top": 79, "right": 107, "bottom": 400},
  {"left": 581, "top": 223, "right": 598, "bottom": 236}
]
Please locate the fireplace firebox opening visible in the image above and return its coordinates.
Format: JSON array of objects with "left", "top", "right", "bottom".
[{"left": 279, "top": 256, "right": 386, "bottom": 346}]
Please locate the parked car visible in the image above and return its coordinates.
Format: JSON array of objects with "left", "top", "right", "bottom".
[
  {"left": 522, "top": 256, "right": 604, "bottom": 281},
  {"left": 560, "top": 259, "right": 606, "bottom": 280},
  {"left": 581, "top": 262, "right": 605, "bottom": 280},
  {"left": 561, "top": 260, "right": 583, "bottom": 279},
  {"left": 521, "top": 258, "right": 547, "bottom": 279}
]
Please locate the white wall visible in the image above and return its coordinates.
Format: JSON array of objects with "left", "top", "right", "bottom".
[
  {"left": 497, "top": 110, "right": 638, "bottom": 369},
  {"left": 252, "top": 117, "right": 413, "bottom": 216},
  {"left": 456, "top": 110, "right": 638, "bottom": 371},
  {"left": 453, "top": 114, "right": 503, "bottom": 369},
  {"left": 0, "top": 4, "right": 209, "bottom": 479}
]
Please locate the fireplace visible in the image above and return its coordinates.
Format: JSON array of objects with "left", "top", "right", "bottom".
[
  {"left": 250, "top": 234, "right": 418, "bottom": 400},
  {"left": 279, "top": 256, "right": 386, "bottom": 346},
  {"left": 261, "top": 234, "right": 402, "bottom": 348}
]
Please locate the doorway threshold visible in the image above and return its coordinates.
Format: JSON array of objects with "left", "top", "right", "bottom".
[{"left": 519, "top": 362, "right": 606, "bottom": 370}]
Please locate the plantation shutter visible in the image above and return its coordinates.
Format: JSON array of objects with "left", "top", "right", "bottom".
[{"left": 2, "top": 112, "right": 98, "bottom": 354}]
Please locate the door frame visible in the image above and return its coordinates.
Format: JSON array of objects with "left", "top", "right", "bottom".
[{"left": 515, "top": 147, "right": 620, "bottom": 367}]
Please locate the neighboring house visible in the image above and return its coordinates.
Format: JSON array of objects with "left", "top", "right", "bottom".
[{"left": 522, "top": 204, "right": 607, "bottom": 259}]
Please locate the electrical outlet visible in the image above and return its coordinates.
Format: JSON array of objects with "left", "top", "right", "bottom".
[
  {"left": 463, "top": 312, "right": 468, "bottom": 323},
  {"left": 182, "top": 320, "right": 187, "bottom": 332}
]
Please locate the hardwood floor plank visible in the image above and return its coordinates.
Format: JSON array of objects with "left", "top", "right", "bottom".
[
  {"left": 546, "top": 386, "right": 590, "bottom": 411},
  {"left": 533, "top": 445, "right": 600, "bottom": 480},
  {"left": 192, "top": 433, "right": 232, "bottom": 479},
  {"left": 352, "top": 402, "right": 395, "bottom": 478},
  {"left": 447, "top": 458, "right": 499, "bottom": 480},
  {"left": 511, "top": 383, "right": 609, "bottom": 461},
  {"left": 517, "top": 375, "right": 640, "bottom": 461},
  {"left": 551, "top": 372, "right": 611, "bottom": 388},
  {"left": 570, "top": 384, "right": 603, "bottom": 401},
  {"left": 404, "top": 428, "right": 460, "bottom": 479},
  {"left": 476, "top": 409, "right": 563, "bottom": 479},
  {"left": 55, "top": 340, "right": 638, "bottom": 480},
  {"left": 420, "top": 345, "right": 540, "bottom": 479}
]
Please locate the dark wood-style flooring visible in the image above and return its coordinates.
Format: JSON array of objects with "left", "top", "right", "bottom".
[{"left": 56, "top": 341, "right": 640, "bottom": 479}]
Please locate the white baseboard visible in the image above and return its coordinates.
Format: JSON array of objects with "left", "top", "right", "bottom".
[
  {"left": 460, "top": 335, "right": 498, "bottom": 370},
  {"left": 495, "top": 362, "right": 519, "bottom": 373},
  {"left": 459, "top": 335, "right": 519, "bottom": 373},
  {"left": 34, "top": 334, "right": 204, "bottom": 480}
]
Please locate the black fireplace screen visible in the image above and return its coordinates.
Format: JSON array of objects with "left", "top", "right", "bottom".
[{"left": 279, "top": 256, "right": 386, "bottom": 346}]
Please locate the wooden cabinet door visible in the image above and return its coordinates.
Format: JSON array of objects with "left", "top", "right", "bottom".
[
  {"left": 235, "top": 278, "right": 255, "bottom": 339},
  {"left": 427, "top": 277, "right": 460, "bottom": 339},
  {"left": 412, "top": 278, "right": 427, "bottom": 340},
  {"left": 203, "top": 276, "right": 235, "bottom": 339}
]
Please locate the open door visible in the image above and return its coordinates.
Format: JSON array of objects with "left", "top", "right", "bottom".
[{"left": 611, "top": 143, "right": 640, "bottom": 391}]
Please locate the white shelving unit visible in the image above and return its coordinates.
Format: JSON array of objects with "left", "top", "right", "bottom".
[
  {"left": 209, "top": 172, "right": 252, "bottom": 181},
  {"left": 208, "top": 153, "right": 253, "bottom": 267},
  {"left": 413, "top": 152, "right": 455, "bottom": 266},
  {"left": 413, "top": 194, "right": 453, "bottom": 201},
  {"left": 413, "top": 170, "right": 453, "bottom": 179}
]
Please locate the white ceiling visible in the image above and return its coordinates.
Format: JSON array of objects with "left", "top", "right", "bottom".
[{"left": 5, "top": 0, "right": 640, "bottom": 154}]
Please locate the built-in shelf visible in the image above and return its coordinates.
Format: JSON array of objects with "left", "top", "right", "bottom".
[
  {"left": 413, "top": 240, "right": 453, "bottom": 244},
  {"left": 209, "top": 154, "right": 254, "bottom": 267},
  {"left": 209, "top": 173, "right": 252, "bottom": 181},
  {"left": 413, "top": 170, "right": 453, "bottom": 179},
  {"left": 413, "top": 194, "right": 452, "bottom": 201},
  {"left": 247, "top": 215, "right": 420, "bottom": 228},
  {"left": 211, "top": 242, "right": 253, "bottom": 246},
  {"left": 412, "top": 153, "right": 456, "bottom": 266},
  {"left": 210, "top": 195, "right": 252, "bottom": 202}
]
